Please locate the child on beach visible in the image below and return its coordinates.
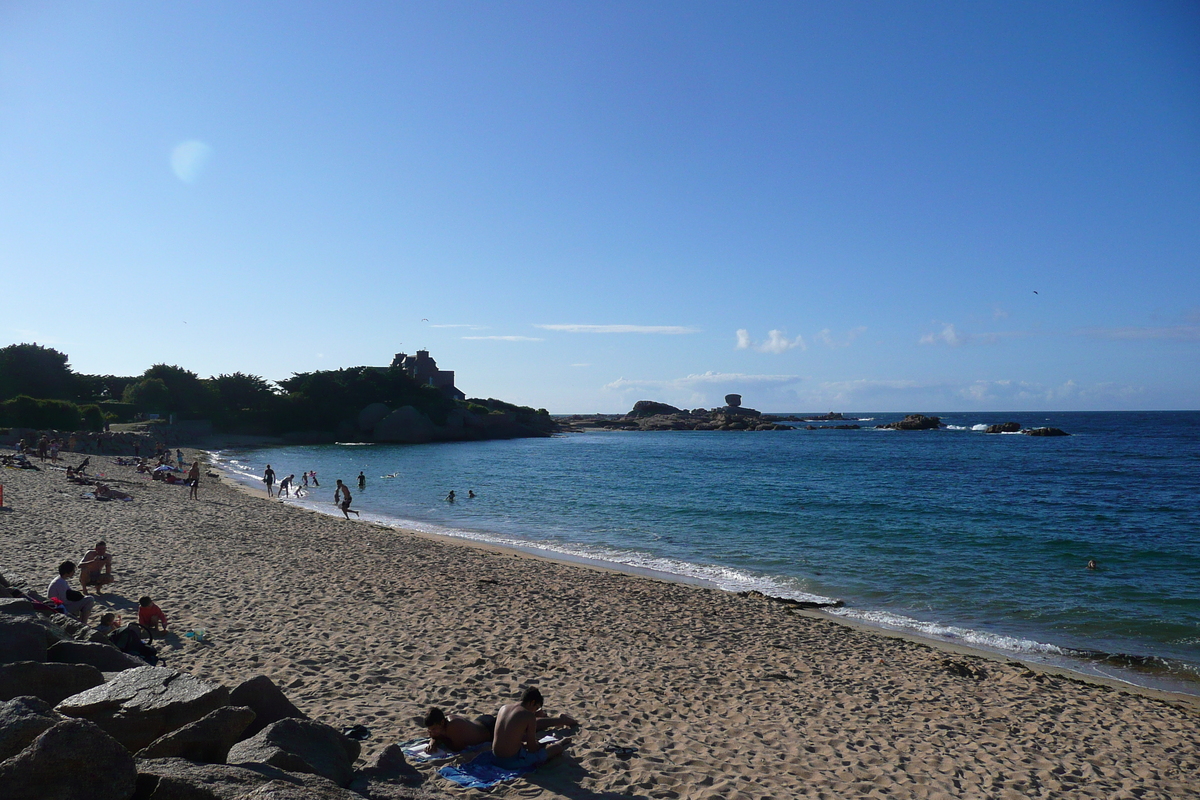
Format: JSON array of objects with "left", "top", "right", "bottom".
[{"left": 138, "top": 595, "right": 169, "bottom": 633}]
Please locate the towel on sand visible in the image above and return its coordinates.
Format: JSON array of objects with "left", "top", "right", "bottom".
[
  {"left": 399, "top": 738, "right": 486, "bottom": 763},
  {"left": 437, "top": 752, "right": 535, "bottom": 789}
]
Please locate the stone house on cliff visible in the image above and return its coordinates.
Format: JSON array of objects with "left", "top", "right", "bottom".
[{"left": 390, "top": 350, "right": 466, "bottom": 401}]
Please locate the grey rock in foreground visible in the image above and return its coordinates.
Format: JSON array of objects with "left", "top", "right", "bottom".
[
  {"left": 47, "top": 639, "right": 148, "bottom": 672},
  {"left": 0, "top": 619, "right": 48, "bottom": 664},
  {"left": 0, "top": 696, "right": 63, "bottom": 762},
  {"left": 226, "top": 718, "right": 360, "bottom": 787},
  {"left": 56, "top": 665, "right": 230, "bottom": 753},
  {"left": 134, "top": 757, "right": 363, "bottom": 800},
  {"left": 230, "top": 674, "right": 308, "bottom": 739},
  {"left": 137, "top": 705, "right": 257, "bottom": 763},
  {"left": 0, "top": 661, "right": 105, "bottom": 705},
  {"left": 0, "top": 718, "right": 136, "bottom": 800}
]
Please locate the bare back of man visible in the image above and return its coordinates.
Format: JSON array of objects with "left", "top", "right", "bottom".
[
  {"left": 492, "top": 688, "right": 574, "bottom": 767},
  {"left": 427, "top": 714, "right": 493, "bottom": 752}
]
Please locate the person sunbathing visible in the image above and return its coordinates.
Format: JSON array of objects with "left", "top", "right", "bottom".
[{"left": 423, "top": 708, "right": 496, "bottom": 753}]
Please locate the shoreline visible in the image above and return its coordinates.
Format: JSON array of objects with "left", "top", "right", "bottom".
[
  {"left": 6, "top": 448, "right": 1199, "bottom": 798},
  {"left": 211, "top": 448, "right": 1200, "bottom": 703}
]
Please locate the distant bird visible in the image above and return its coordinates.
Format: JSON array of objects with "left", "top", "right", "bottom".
[
  {"left": 1033, "top": 291, "right": 1038, "bottom": 295},
  {"left": 422, "top": 318, "right": 429, "bottom": 322}
]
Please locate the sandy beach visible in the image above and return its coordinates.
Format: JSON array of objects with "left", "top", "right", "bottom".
[{"left": 3, "top": 450, "right": 1198, "bottom": 800}]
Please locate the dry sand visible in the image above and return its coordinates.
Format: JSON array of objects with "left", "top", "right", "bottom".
[{"left": 3, "top": 450, "right": 1198, "bottom": 799}]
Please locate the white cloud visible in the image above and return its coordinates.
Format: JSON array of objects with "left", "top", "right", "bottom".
[
  {"left": 1076, "top": 325, "right": 1200, "bottom": 341},
  {"left": 604, "top": 371, "right": 802, "bottom": 391},
  {"left": 570, "top": 363, "right": 590, "bottom": 368},
  {"left": 919, "top": 323, "right": 964, "bottom": 346},
  {"left": 461, "top": 335, "right": 543, "bottom": 342},
  {"left": 536, "top": 324, "right": 700, "bottom": 335},
  {"left": 919, "top": 323, "right": 1031, "bottom": 347},
  {"left": 815, "top": 327, "right": 866, "bottom": 348},
  {"left": 735, "top": 329, "right": 806, "bottom": 353}
]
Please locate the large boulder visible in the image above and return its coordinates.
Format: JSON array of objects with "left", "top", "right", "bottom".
[
  {"left": 56, "top": 666, "right": 231, "bottom": 753},
  {"left": 0, "top": 696, "right": 62, "bottom": 761},
  {"left": 984, "top": 422, "right": 1021, "bottom": 433},
  {"left": 0, "top": 598, "right": 38, "bottom": 615},
  {"left": 47, "top": 640, "right": 148, "bottom": 672},
  {"left": 0, "top": 718, "right": 136, "bottom": 800},
  {"left": 373, "top": 406, "right": 439, "bottom": 444},
  {"left": 1024, "top": 427, "right": 1069, "bottom": 437},
  {"left": 133, "top": 758, "right": 363, "bottom": 800},
  {"left": 137, "top": 706, "right": 257, "bottom": 763},
  {"left": 627, "top": 400, "right": 682, "bottom": 418},
  {"left": 0, "top": 619, "right": 47, "bottom": 664},
  {"left": 229, "top": 675, "right": 307, "bottom": 739},
  {"left": 226, "top": 718, "right": 360, "bottom": 787},
  {"left": 357, "top": 403, "right": 391, "bottom": 433},
  {"left": 875, "top": 414, "right": 943, "bottom": 431},
  {"left": 0, "top": 661, "right": 105, "bottom": 705}
]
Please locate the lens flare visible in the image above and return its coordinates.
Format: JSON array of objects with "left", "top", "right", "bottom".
[{"left": 171, "top": 140, "right": 213, "bottom": 183}]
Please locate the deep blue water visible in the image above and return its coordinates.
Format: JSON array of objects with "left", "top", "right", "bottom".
[{"left": 214, "top": 411, "right": 1200, "bottom": 693}]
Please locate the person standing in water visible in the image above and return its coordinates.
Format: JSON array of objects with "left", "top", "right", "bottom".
[
  {"left": 446, "top": 490, "right": 456, "bottom": 502},
  {"left": 335, "top": 479, "right": 360, "bottom": 519},
  {"left": 358, "top": 471, "right": 366, "bottom": 490}
]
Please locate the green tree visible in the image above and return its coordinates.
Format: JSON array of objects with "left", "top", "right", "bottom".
[
  {"left": 123, "top": 378, "right": 171, "bottom": 415},
  {"left": 143, "top": 364, "right": 208, "bottom": 418},
  {"left": 0, "top": 343, "right": 75, "bottom": 402}
]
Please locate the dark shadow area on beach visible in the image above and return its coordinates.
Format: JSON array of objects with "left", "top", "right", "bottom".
[{"left": 524, "top": 755, "right": 653, "bottom": 800}]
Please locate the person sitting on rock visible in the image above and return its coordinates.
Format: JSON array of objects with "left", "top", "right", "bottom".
[
  {"left": 79, "top": 541, "right": 114, "bottom": 593},
  {"left": 47, "top": 561, "right": 94, "bottom": 623},
  {"left": 423, "top": 708, "right": 496, "bottom": 753}
]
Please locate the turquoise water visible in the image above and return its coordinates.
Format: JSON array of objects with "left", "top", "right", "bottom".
[{"left": 214, "top": 411, "right": 1200, "bottom": 694}]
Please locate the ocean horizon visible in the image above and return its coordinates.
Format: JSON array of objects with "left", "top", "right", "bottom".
[{"left": 212, "top": 410, "right": 1200, "bottom": 696}]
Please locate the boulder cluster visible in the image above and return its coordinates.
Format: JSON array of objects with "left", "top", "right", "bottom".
[
  {"left": 0, "top": 576, "right": 431, "bottom": 800},
  {"left": 575, "top": 400, "right": 795, "bottom": 432},
  {"left": 875, "top": 415, "right": 945, "bottom": 431}
]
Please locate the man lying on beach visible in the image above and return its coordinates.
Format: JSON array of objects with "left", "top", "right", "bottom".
[
  {"left": 491, "top": 687, "right": 577, "bottom": 769},
  {"left": 79, "top": 541, "right": 114, "bottom": 593},
  {"left": 423, "top": 708, "right": 496, "bottom": 753}
]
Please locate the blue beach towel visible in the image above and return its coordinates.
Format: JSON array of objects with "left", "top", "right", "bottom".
[{"left": 437, "top": 752, "right": 536, "bottom": 790}]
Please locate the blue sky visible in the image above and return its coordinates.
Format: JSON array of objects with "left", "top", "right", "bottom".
[{"left": 2, "top": 2, "right": 1197, "bottom": 412}]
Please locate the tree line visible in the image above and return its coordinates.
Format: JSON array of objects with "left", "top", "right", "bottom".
[{"left": 0, "top": 343, "right": 547, "bottom": 434}]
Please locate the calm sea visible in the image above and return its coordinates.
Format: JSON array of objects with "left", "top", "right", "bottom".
[{"left": 213, "top": 411, "right": 1200, "bottom": 695}]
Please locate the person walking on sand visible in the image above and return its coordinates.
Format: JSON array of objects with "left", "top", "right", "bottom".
[
  {"left": 491, "top": 687, "right": 576, "bottom": 769},
  {"left": 263, "top": 465, "right": 276, "bottom": 497},
  {"left": 334, "top": 479, "right": 360, "bottom": 519},
  {"left": 188, "top": 461, "right": 200, "bottom": 499}
]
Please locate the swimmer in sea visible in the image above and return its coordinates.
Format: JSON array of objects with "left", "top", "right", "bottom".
[
  {"left": 358, "top": 471, "right": 366, "bottom": 489},
  {"left": 468, "top": 490, "right": 476, "bottom": 499},
  {"left": 1086, "top": 559, "right": 1098, "bottom": 570},
  {"left": 446, "top": 490, "right": 456, "bottom": 502}
]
